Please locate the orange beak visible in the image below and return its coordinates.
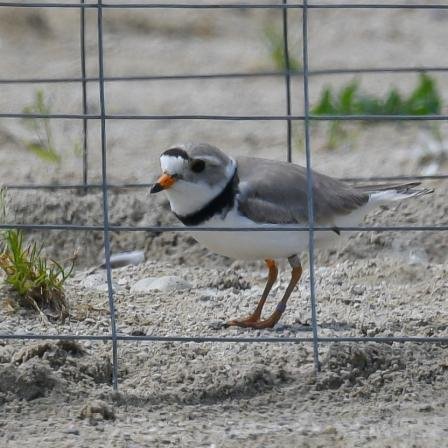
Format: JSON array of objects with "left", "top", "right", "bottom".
[{"left": 150, "top": 173, "right": 176, "bottom": 194}]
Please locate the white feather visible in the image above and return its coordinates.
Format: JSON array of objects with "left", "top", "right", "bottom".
[
  {"left": 190, "top": 187, "right": 423, "bottom": 260},
  {"left": 165, "top": 181, "right": 225, "bottom": 217},
  {"left": 160, "top": 155, "right": 188, "bottom": 175},
  {"left": 162, "top": 157, "right": 236, "bottom": 217},
  {"left": 369, "top": 189, "right": 422, "bottom": 203}
]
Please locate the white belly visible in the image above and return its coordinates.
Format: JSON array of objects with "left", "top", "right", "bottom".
[{"left": 189, "top": 210, "right": 339, "bottom": 260}]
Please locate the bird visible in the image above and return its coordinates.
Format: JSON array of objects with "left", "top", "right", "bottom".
[{"left": 150, "top": 142, "right": 433, "bottom": 329}]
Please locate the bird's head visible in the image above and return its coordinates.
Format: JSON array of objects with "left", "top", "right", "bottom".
[{"left": 151, "top": 143, "right": 236, "bottom": 216}]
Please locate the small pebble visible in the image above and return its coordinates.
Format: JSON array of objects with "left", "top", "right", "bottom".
[
  {"left": 64, "top": 423, "right": 80, "bottom": 435},
  {"left": 131, "top": 276, "right": 192, "bottom": 293},
  {"left": 208, "top": 321, "right": 226, "bottom": 330}
]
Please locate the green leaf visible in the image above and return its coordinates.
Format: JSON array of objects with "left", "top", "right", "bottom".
[
  {"left": 383, "top": 89, "right": 404, "bottom": 115},
  {"left": 264, "top": 26, "right": 301, "bottom": 72},
  {"left": 312, "top": 73, "right": 442, "bottom": 117},
  {"left": 405, "top": 73, "right": 441, "bottom": 115},
  {"left": 25, "top": 142, "right": 61, "bottom": 164},
  {"left": 73, "top": 141, "right": 83, "bottom": 158},
  {"left": 338, "top": 81, "right": 358, "bottom": 114},
  {"left": 312, "top": 87, "right": 336, "bottom": 115}
]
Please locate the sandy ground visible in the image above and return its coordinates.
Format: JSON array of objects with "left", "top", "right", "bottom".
[{"left": 1, "top": 3, "right": 448, "bottom": 447}]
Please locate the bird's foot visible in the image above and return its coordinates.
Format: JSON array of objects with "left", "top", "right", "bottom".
[
  {"left": 225, "top": 314, "right": 261, "bottom": 328},
  {"left": 225, "top": 305, "right": 285, "bottom": 329},
  {"left": 225, "top": 314, "right": 280, "bottom": 329}
]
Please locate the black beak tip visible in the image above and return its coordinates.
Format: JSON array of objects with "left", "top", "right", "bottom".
[{"left": 150, "top": 183, "right": 163, "bottom": 194}]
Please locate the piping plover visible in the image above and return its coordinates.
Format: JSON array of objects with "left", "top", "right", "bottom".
[{"left": 151, "top": 143, "right": 433, "bottom": 329}]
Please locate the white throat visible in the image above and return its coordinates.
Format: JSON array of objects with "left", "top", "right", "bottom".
[{"left": 164, "top": 159, "right": 236, "bottom": 217}]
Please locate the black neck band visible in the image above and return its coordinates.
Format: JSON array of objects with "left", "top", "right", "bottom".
[{"left": 174, "top": 167, "right": 238, "bottom": 226}]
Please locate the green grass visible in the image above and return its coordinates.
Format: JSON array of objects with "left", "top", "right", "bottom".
[
  {"left": 0, "top": 189, "right": 74, "bottom": 319},
  {"left": 22, "top": 89, "right": 61, "bottom": 164},
  {"left": 265, "top": 26, "right": 301, "bottom": 72},
  {"left": 312, "top": 73, "right": 442, "bottom": 117},
  {"left": 311, "top": 73, "right": 443, "bottom": 149}
]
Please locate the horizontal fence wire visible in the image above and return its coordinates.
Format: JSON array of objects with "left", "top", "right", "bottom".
[
  {"left": 3, "top": 67, "right": 448, "bottom": 84},
  {"left": 1, "top": 333, "right": 448, "bottom": 344},
  {"left": 2, "top": 173, "right": 448, "bottom": 191},
  {"left": 2, "top": 2, "right": 448, "bottom": 10},
  {"left": 0, "top": 224, "right": 447, "bottom": 232},
  {"left": 2, "top": 113, "right": 448, "bottom": 121}
]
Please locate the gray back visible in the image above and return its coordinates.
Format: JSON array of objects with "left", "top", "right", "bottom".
[{"left": 236, "top": 156, "right": 369, "bottom": 224}]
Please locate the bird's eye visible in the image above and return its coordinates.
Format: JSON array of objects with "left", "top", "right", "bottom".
[{"left": 190, "top": 159, "right": 205, "bottom": 173}]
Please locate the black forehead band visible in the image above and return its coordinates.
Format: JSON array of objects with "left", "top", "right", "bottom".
[{"left": 162, "top": 148, "right": 189, "bottom": 160}]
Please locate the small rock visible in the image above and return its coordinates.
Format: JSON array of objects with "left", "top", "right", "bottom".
[
  {"left": 351, "top": 285, "right": 365, "bottom": 296},
  {"left": 96, "top": 283, "right": 120, "bottom": 293},
  {"left": 131, "top": 276, "right": 192, "bottom": 293},
  {"left": 208, "top": 321, "right": 225, "bottom": 330},
  {"left": 65, "top": 423, "right": 80, "bottom": 435},
  {"left": 79, "top": 399, "right": 115, "bottom": 424},
  {"left": 290, "top": 322, "right": 312, "bottom": 332},
  {"left": 14, "top": 328, "right": 31, "bottom": 336},
  {"left": 322, "top": 426, "right": 338, "bottom": 435},
  {"left": 315, "top": 372, "right": 343, "bottom": 391},
  {"left": 102, "top": 251, "right": 145, "bottom": 269},
  {"left": 80, "top": 272, "right": 120, "bottom": 292},
  {"left": 418, "top": 404, "right": 434, "bottom": 413}
]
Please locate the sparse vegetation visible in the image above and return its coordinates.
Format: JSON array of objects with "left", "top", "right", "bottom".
[
  {"left": 265, "top": 26, "right": 301, "bottom": 72},
  {"left": 312, "top": 74, "right": 443, "bottom": 149},
  {"left": 0, "top": 189, "right": 74, "bottom": 319},
  {"left": 21, "top": 89, "right": 61, "bottom": 164},
  {"left": 312, "top": 73, "right": 441, "bottom": 117}
]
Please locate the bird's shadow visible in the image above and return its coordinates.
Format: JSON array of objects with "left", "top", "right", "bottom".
[
  {"left": 274, "top": 320, "right": 355, "bottom": 333},
  {"left": 209, "top": 320, "right": 354, "bottom": 332}
]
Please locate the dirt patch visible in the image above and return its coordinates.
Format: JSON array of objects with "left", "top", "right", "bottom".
[
  {"left": 0, "top": 358, "right": 57, "bottom": 402},
  {"left": 0, "top": 340, "right": 111, "bottom": 403},
  {"left": 79, "top": 399, "right": 116, "bottom": 425},
  {"left": 316, "top": 343, "right": 404, "bottom": 391}
]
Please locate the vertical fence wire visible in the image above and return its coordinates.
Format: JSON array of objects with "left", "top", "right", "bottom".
[
  {"left": 80, "top": 0, "right": 89, "bottom": 190},
  {"left": 97, "top": 0, "right": 119, "bottom": 391},
  {"left": 282, "top": 0, "right": 293, "bottom": 162},
  {"left": 301, "top": 0, "right": 321, "bottom": 372}
]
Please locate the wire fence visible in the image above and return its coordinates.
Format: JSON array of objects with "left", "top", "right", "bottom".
[{"left": 1, "top": 0, "right": 448, "bottom": 391}]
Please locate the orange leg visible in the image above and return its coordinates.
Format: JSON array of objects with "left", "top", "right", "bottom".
[
  {"left": 226, "top": 256, "right": 302, "bottom": 329},
  {"left": 226, "top": 259, "right": 278, "bottom": 328},
  {"left": 250, "top": 262, "right": 302, "bottom": 329}
]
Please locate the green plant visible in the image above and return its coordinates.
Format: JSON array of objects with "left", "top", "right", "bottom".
[
  {"left": 264, "top": 26, "right": 301, "bottom": 72},
  {"left": 312, "top": 73, "right": 442, "bottom": 117},
  {"left": 0, "top": 189, "right": 74, "bottom": 319},
  {"left": 22, "top": 89, "right": 61, "bottom": 164},
  {"left": 312, "top": 73, "right": 443, "bottom": 149}
]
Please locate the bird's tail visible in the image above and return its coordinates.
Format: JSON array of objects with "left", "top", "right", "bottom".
[{"left": 354, "top": 182, "right": 434, "bottom": 203}]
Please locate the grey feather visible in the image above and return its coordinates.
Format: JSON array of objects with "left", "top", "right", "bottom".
[
  {"left": 236, "top": 156, "right": 369, "bottom": 225},
  {"left": 353, "top": 181, "right": 434, "bottom": 198}
]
